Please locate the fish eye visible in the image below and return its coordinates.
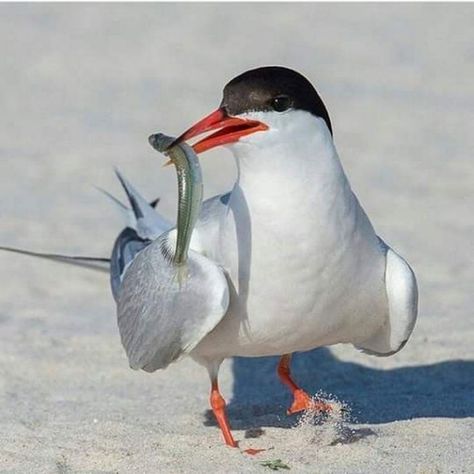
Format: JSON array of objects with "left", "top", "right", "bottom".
[{"left": 271, "top": 95, "right": 291, "bottom": 112}]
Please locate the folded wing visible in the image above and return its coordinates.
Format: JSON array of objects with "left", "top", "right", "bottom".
[{"left": 117, "top": 234, "right": 229, "bottom": 372}]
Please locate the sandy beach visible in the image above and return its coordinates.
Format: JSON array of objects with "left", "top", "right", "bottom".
[{"left": 0, "top": 4, "right": 473, "bottom": 473}]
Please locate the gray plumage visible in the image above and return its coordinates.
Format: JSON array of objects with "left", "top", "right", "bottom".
[
  {"left": 108, "top": 170, "right": 172, "bottom": 301},
  {"left": 116, "top": 135, "right": 229, "bottom": 371},
  {"left": 117, "top": 234, "right": 229, "bottom": 371},
  {"left": 0, "top": 145, "right": 230, "bottom": 374},
  {"left": 110, "top": 227, "right": 150, "bottom": 301},
  {"left": 113, "top": 169, "right": 172, "bottom": 240}
]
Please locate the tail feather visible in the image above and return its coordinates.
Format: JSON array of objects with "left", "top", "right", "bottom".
[
  {"left": 114, "top": 169, "right": 149, "bottom": 220},
  {"left": 94, "top": 186, "right": 129, "bottom": 211},
  {"left": 0, "top": 245, "right": 110, "bottom": 273},
  {"left": 114, "top": 169, "right": 172, "bottom": 239},
  {"left": 95, "top": 185, "right": 132, "bottom": 227},
  {"left": 96, "top": 185, "right": 160, "bottom": 212},
  {"left": 0, "top": 172, "right": 171, "bottom": 278}
]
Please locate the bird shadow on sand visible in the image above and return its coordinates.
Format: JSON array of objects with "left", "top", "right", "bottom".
[{"left": 203, "top": 348, "right": 474, "bottom": 433}]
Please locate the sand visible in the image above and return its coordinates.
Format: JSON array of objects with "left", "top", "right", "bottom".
[{"left": 0, "top": 3, "right": 473, "bottom": 473}]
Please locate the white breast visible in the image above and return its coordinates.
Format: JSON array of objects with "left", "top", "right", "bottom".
[{"left": 192, "top": 111, "right": 389, "bottom": 362}]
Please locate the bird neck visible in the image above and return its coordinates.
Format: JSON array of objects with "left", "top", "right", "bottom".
[{"left": 231, "top": 118, "right": 349, "bottom": 209}]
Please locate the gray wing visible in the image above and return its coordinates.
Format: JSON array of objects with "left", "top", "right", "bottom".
[
  {"left": 354, "top": 238, "right": 418, "bottom": 356},
  {"left": 108, "top": 170, "right": 174, "bottom": 300},
  {"left": 117, "top": 233, "right": 229, "bottom": 372},
  {"left": 110, "top": 227, "right": 151, "bottom": 301},
  {"left": 0, "top": 172, "right": 171, "bottom": 279}
]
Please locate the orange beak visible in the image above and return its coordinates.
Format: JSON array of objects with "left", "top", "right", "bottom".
[{"left": 170, "top": 108, "right": 268, "bottom": 153}]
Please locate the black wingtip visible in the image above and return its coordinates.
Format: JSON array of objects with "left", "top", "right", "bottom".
[{"left": 149, "top": 197, "right": 160, "bottom": 209}]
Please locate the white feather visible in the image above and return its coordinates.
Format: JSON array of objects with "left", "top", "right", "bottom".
[{"left": 191, "top": 109, "right": 417, "bottom": 362}]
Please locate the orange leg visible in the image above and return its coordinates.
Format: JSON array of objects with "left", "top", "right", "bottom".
[
  {"left": 277, "top": 353, "right": 332, "bottom": 415},
  {"left": 210, "top": 379, "right": 238, "bottom": 448}
]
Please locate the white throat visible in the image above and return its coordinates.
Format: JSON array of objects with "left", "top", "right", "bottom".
[
  {"left": 217, "top": 109, "right": 358, "bottom": 300},
  {"left": 227, "top": 110, "right": 349, "bottom": 210}
]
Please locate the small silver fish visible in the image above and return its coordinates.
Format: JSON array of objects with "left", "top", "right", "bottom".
[{"left": 148, "top": 133, "right": 203, "bottom": 273}]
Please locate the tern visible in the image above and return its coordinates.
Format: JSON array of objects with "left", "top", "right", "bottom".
[{"left": 0, "top": 66, "right": 418, "bottom": 450}]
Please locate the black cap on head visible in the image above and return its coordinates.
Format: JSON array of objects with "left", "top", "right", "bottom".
[{"left": 221, "top": 66, "right": 332, "bottom": 135}]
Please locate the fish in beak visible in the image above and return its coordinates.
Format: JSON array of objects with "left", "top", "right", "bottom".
[{"left": 170, "top": 108, "right": 268, "bottom": 153}]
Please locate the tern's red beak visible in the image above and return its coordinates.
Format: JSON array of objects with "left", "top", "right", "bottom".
[{"left": 172, "top": 108, "right": 268, "bottom": 153}]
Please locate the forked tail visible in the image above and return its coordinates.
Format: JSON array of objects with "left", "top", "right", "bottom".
[{"left": 0, "top": 245, "right": 110, "bottom": 273}]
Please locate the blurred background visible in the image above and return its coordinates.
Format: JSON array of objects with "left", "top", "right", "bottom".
[{"left": 0, "top": 4, "right": 472, "bottom": 472}]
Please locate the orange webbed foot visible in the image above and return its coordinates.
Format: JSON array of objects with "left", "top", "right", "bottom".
[
  {"left": 243, "top": 448, "right": 266, "bottom": 455},
  {"left": 287, "top": 389, "right": 332, "bottom": 415}
]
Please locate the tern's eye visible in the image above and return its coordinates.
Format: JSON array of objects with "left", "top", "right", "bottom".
[{"left": 270, "top": 95, "right": 292, "bottom": 112}]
